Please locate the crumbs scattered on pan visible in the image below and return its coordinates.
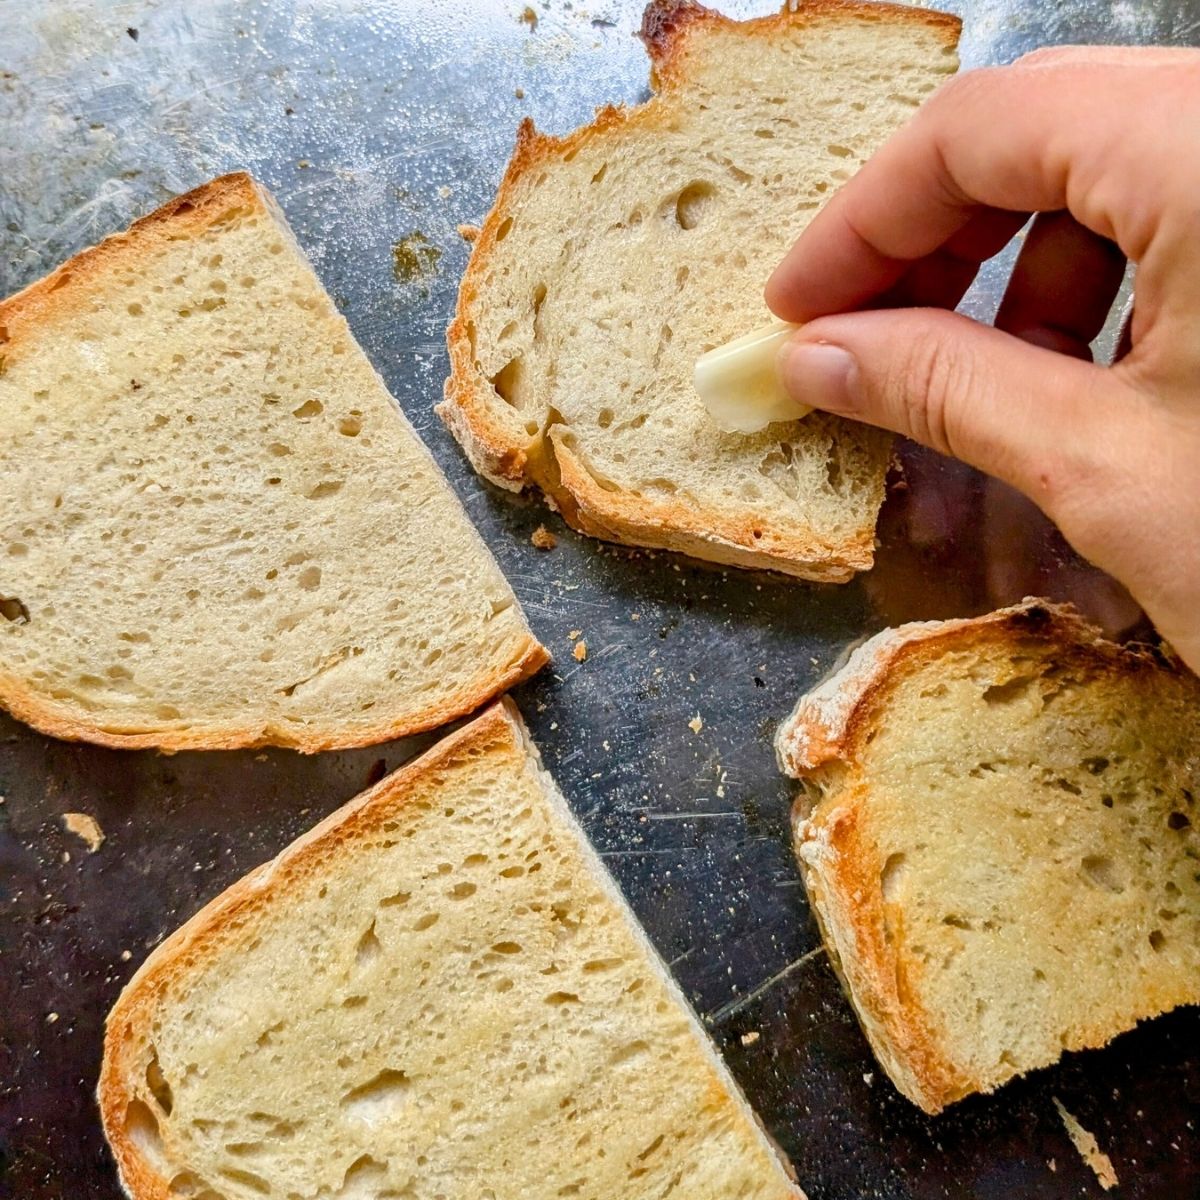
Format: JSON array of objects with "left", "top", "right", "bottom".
[
  {"left": 573, "top": 639, "right": 588, "bottom": 662},
  {"left": 458, "top": 224, "right": 480, "bottom": 243},
  {"left": 521, "top": 6, "right": 539, "bottom": 30},
  {"left": 62, "top": 812, "right": 104, "bottom": 853},
  {"left": 740, "top": 1030, "right": 760, "bottom": 1047},
  {"left": 392, "top": 232, "right": 442, "bottom": 283},
  {"left": 531, "top": 524, "right": 557, "bottom": 550},
  {"left": 688, "top": 713, "right": 703, "bottom": 734},
  {"left": 1053, "top": 1098, "right": 1118, "bottom": 1191}
]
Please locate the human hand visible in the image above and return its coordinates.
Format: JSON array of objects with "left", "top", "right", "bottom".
[{"left": 765, "top": 47, "right": 1200, "bottom": 673}]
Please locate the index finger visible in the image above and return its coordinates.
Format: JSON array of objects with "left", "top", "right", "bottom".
[{"left": 765, "top": 54, "right": 1165, "bottom": 322}]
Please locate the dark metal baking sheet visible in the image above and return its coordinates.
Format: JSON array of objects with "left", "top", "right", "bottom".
[{"left": 2, "top": 2, "right": 1198, "bottom": 1196}]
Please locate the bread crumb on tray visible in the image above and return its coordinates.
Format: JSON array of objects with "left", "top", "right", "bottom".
[
  {"left": 573, "top": 640, "right": 588, "bottom": 662},
  {"left": 62, "top": 812, "right": 105, "bottom": 853},
  {"left": 1053, "top": 1098, "right": 1119, "bottom": 1191},
  {"left": 531, "top": 524, "right": 557, "bottom": 550}
]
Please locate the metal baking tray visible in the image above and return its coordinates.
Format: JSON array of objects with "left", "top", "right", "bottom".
[{"left": 2, "top": 2, "right": 1197, "bottom": 1196}]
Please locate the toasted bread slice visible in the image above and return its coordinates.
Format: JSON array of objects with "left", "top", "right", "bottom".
[
  {"left": 441, "top": 0, "right": 960, "bottom": 582},
  {"left": 0, "top": 174, "right": 546, "bottom": 751},
  {"left": 776, "top": 601, "right": 1200, "bottom": 1113},
  {"left": 100, "top": 700, "right": 803, "bottom": 1200}
]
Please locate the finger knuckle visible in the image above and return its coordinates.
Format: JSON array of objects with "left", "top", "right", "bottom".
[{"left": 889, "top": 326, "right": 967, "bottom": 455}]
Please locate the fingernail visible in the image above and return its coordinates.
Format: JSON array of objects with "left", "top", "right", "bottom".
[{"left": 779, "top": 341, "right": 859, "bottom": 414}]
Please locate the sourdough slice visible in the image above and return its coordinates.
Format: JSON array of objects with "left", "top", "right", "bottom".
[
  {"left": 441, "top": 0, "right": 960, "bottom": 582},
  {"left": 100, "top": 700, "right": 803, "bottom": 1200},
  {"left": 0, "top": 173, "right": 546, "bottom": 751},
  {"left": 775, "top": 601, "right": 1200, "bottom": 1113}
]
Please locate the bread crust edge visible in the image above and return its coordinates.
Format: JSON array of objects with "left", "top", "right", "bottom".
[{"left": 440, "top": 0, "right": 959, "bottom": 581}]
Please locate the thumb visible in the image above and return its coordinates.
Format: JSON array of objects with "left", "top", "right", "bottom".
[{"left": 778, "top": 308, "right": 1138, "bottom": 513}]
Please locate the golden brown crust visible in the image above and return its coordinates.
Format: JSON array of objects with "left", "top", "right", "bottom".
[
  {"left": 0, "top": 638, "right": 547, "bottom": 753},
  {"left": 550, "top": 431, "right": 870, "bottom": 582},
  {"left": 1, "top": 175, "right": 549, "bottom": 752},
  {"left": 780, "top": 601, "right": 1193, "bottom": 1113},
  {"left": 441, "top": 1, "right": 959, "bottom": 582},
  {"left": 0, "top": 173, "right": 261, "bottom": 357},
  {"left": 99, "top": 701, "right": 526, "bottom": 1198}
]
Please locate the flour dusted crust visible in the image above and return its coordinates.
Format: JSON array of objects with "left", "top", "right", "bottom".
[
  {"left": 775, "top": 600, "right": 1192, "bottom": 1113},
  {"left": 441, "top": 0, "right": 960, "bottom": 582},
  {"left": 0, "top": 174, "right": 547, "bottom": 751}
]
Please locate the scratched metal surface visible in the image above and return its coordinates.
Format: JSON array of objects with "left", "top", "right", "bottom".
[{"left": 2, "top": 1, "right": 1199, "bottom": 1197}]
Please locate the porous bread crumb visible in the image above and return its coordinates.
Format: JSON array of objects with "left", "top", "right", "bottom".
[
  {"left": 63, "top": 812, "right": 104, "bottom": 853},
  {"left": 458, "top": 224, "right": 480, "bottom": 243},
  {"left": 520, "top": 5, "right": 538, "bottom": 29},
  {"left": 573, "top": 640, "right": 588, "bottom": 662},
  {"left": 740, "top": 1031, "right": 760, "bottom": 1047},
  {"left": 99, "top": 704, "right": 802, "bottom": 1200},
  {"left": 0, "top": 173, "right": 544, "bottom": 752},
  {"left": 1054, "top": 1099, "right": 1119, "bottom": 1191},
  {"left": 688, "top": 714, "right": 703, "bottom": 734},
  {"left": 442, "top": 4, "right": 960, "bottom": 580},
  {"left": 568, "top": 629, "right": 582, "bottom": 640},
  {"left": 531, "top": 524, "right": 557, "bottom": 550}
]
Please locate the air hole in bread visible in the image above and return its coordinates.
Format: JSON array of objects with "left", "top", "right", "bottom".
[
  {"left": 167, "top": 1169, "right": 218, "bottom": 1197},
  {"left": 754, "top": 128, "right": 775, "bottom": 139},
  {"left": 597, "top": 408, "right": 614, "bottom": 429},
  {"left": 297, "top": 566, "right": 321, "bottom": 590},
  {"left": 1081, "top": 854, "right": 1125, "bottom": 894},
  {"left": 880, "top": 852, "right": 908, "bottom": 903},
  {"left": 292, "top": 398, "right": 323, "bottom": 419},
  {"left": 591, "top": 162, "right": 608, "bottom": 184},
  {"left": 355, "top": 920, "right": 382, "bottom": 968},
  {"left": 340, "top": 1072, "right": 411, "bottom": 1124},
  {"left": 495, "top": 216, "right": 515, "bottom": 242},
  {"left": 1149, "top": 929, "right": 1167, "bottom": 952},
  {"left": 337, "top": 413, "right": 362, "bottom": 437},
  {"left": 305, "top": 480, "right": 344, "bottom": 500},
  {"left": 491, "top": 940, "right": 522, "bottom": 955},
  {"left": 609, "top": 1038, "right": 649, "bottom": 1066},
  {"left": 218, "top": 1166, "right": 271, "bottom": 1194},
  {"left": 490, "top": 357, "right": 525, "bottom": 409},
  {"left": 825, "top": 455, "right": 843, "bottom": 492},
  {"left": 145, "top": 1048, "right": 174, "bottom": 1115},
  {"left": 1168, "top": 811, "right": 1191, "bottom": 831},
  {"left": 672, "top": 181, "right": 717, "bottom": 230},
  {"left": 582, "top": 957, "right": 623, "bottom": 973},
  {"left": 335, "top": 1153, "right": 388, "bottom": 1197},
  {"left": 413, "top": 913, "right": 439, "bottom": 931},
  {"left": 545, "top": 991, "right": 580, "bottom": 1005},
  {"left": 1, "top": 595, "right": 30, "bottom": 624},
  {"left": 379, "top": 889, "right": 411, "bottom": 907},
  {"left": 448, "top": 881, "right": 477, "bottom": 900},
  {"left": 226, "top": 1140, "right": 267, "bottom": 1158},
  {"left": 125, "top": 1100, "right": 167, "bottom": 1172}
]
